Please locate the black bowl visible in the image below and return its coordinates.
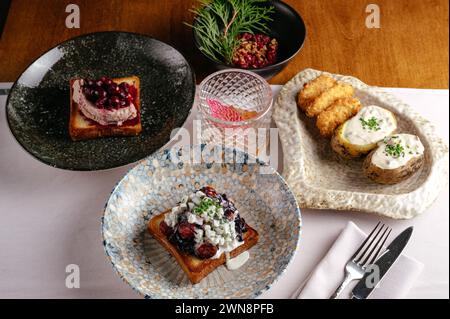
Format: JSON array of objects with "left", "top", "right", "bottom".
[
  {"left": 6, "top": 31, "right": 196, "bottom": 171},
  {"left": 193, "top": 0, "right": 306, "bottom": 80}
]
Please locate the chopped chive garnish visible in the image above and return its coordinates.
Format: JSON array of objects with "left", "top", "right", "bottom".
[
  {"left": 194, "top": 197, "right": 221, "bottom": 215},
  {"left": 384, "top": 142, "right": 405, "bottom": 158},
  {"left": 360, "top": 117, "right": 381, "bottom": 131}
]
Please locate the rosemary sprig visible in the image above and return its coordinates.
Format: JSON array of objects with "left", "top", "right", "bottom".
[{"left": 186, "top": 0, "right": 274, "bottom": 64}]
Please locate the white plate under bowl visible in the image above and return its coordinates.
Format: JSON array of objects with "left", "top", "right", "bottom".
[{"left": 273, "top": 68, "right": 449, "bottom": 219}]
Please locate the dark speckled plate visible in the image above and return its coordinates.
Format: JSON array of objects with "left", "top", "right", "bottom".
[{"left": 6, "top": 31, "right": 195, "bottom": 171}]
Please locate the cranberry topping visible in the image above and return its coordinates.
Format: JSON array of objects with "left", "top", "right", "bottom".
[
  {"left": 159, "top": 221, "right": 173, "bottom": 237},
  {"left": 201, "top": 186, "right": 218, "bottom": 198},
  {"left": 224, "top": 208, "right": 235, "bottom": 221},
  {"left": 169, "top": 232, "right": 196, "bottom": 256},
  {"left": 232, "top": 32, "right": 278, "bottom": 69},
  {"left": 234, "top": 214, "right": 247, "bottom": 242},
  {"left": 196, "top": 243, "right": 218, "bottom": 259},
  {"left": 177, "top": 221, "right": 196, "bottom": 240},
  {"left": 81, "top": 76, "right": 136, "bottom": 110}
]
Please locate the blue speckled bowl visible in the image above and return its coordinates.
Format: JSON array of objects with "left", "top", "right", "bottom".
[{"left": 102, "top": 146, "right": 301, "bottom": 298}]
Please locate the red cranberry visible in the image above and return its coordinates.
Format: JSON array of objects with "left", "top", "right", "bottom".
[
  {"left": 256, "top": 34, "right": 270, "bottom": 45},
  {"left": 224, "top": 208, "right": 235, "bottom": 221},
  {"left": 119, "top": 82, "right": 130, "bottom": 93},
  {"left": 109, "top": 96, "right": 120, "bottom": 108},
  {"left": 196, "top": 243, "right": 218, "bottom": 259},
  {"left": 128, "top": 85, "right": 137, "bottom": 98},
  {"left": 119, "top": 99, "right": 127, "bottom": 107},
  {"left": 201, "top": 186, "right": 217, "bottom": 198},
  {"left": 159, "top": 221, "right": 174, "bottom": 237},
  {"left": 177, "top": 222, "right": 196, "bottom": 240},
  {"left": 107, "top": 83, "right": 119, "bottom": 95},
  {"left": 96, "top": 97, "right": 107, "bottom": 108},
  {"left": 82, "top": 86, "right": 91, "bottom": 95},
  {"left": 91, "top": 88, "right": 106, "bottom": 101},
  {"left": 241, "top": 32, "right": 253, "bottom": 41},
  {"left": 119, "top": 91, "right": 128, "bottom": 99}
]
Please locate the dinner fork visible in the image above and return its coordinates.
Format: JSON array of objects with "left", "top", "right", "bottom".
[{"left": 330, "top": 222, "right": 392, "bottom": 299}]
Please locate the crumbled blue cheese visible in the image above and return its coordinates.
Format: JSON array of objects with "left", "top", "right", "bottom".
[
  {"left": 196, "top": 191, "right": 206, "bottom": 198},
  {"left": 187, "top": 212, "right": 203, "bottom": 225},
  {"left": 180, "top": 195, "right": 189, "bottom": 204},
  {"left": 204, "top": 219, "right": 238, "bottom": 253},
  {"left": 165, "top": 189, "right": 243, "bottom": 260},
  {"left": 164, "top": 210, "right": 178, "bottom": 228},
  {"left": 194, "top": 228, "right": 204, "bottom": 244}
]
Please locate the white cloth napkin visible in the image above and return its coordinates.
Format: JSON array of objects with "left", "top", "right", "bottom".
[{"left": 292, "top": 222, "right": 424, "bottom": 299}]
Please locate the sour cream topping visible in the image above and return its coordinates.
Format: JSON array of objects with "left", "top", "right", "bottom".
[
  {"left": 72, "top": 79, "right": 137, "bottom": 126},
  {"left": 372, "top": 134, "right": 424, "bottom": 169},
  {"left": 225, "top": 251, "right": 250, "bottom": 270},
  {"left": 343, "top": 105, "right": 397, "bottom": 145}
]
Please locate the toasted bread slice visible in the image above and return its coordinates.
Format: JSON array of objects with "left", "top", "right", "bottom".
[
  {"left": 148, "top": 211, "right": 259, "bottom": 284},
  {"left": 69, "top": 76, "right": 142, "bottom": 141},
  {"left": 297, "top": 74, "right": 337, "bottom": 111}
]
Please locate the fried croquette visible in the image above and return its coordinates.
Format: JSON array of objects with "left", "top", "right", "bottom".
[
  {"left": 316, "top": 97, "right": 362, "bottom": 138},
  {"left": 297, "top": 75, "right": 336, "bottom": 111},
  {"left": 305, "top": 83, "right": 355, "bottom": 118}
]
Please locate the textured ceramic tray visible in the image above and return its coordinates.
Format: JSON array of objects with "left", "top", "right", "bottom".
[
  {"left": 273, "top": 69, "right": 449, "bottom": 219},
  {"left": 6, "top": 31, "right": 195, "bottom": 171},
  {"left": 102, "top": 146, "right": 301, "bottom": 298}
]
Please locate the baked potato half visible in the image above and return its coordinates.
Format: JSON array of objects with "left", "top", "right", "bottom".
[
  {"left": 331, "top": 105, "right": 397, "bottom": 158},
  {"left": 363, "top": 134, "right": 425, "bottom": 185}
]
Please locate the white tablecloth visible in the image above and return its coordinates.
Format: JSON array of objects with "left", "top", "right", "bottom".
[{"left": 0, "top": 83, "right": 448, "bottom": 299}]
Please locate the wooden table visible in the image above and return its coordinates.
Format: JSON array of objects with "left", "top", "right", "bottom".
[{"left": 0, "top": 0, "right": 448, "bottom": 88}]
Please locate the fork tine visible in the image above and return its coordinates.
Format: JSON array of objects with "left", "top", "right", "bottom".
[
  {"left": 367, "top": 228, "right": 392, "bottom": 265},
  {"left": 361, "top": 226, "right": 391, "bottom": 266},
  {"left": 351, "top": 222, "right": 381, "bottom": 261},
  {"left": 354, "top": 223, "right": 385, "bottom": 264}
]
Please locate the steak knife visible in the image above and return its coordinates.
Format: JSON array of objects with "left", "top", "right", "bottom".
[{"left": 351, "top": 226, "right": 413, "bottom": 299}]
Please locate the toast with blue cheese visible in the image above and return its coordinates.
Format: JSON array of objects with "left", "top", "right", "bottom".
[{"left": 147, "top": 186, "right": 259, "bottom": 284}]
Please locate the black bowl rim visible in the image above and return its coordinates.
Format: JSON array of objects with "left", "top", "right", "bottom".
[
  {"left": 5, "top": 30, "right": 197, "bottom": 171},
  {"left": 192, "top": 0, "right": 307, "bottom": 72}
]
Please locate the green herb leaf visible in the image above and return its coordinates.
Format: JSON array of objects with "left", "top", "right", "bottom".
[
  {"left": 194, "top": 197, "right": 221, "bottom": 215},
  {"left": 360, "top": 117, "right": 381, "bottom": 131},
  {"left": 384, "top": 142, "right": 405, "bottom": 158}
]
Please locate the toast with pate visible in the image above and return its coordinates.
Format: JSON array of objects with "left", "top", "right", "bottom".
[{"left": 69, "top": 76, "right": 142, "bottom": 141}]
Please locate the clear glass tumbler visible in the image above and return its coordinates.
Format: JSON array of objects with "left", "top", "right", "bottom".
[{"left": 197, "top": 69, "right": 273, "bottom": 157}]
